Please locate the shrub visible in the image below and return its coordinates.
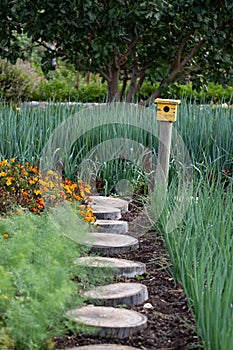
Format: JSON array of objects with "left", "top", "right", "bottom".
[
  {"left": 0, "top": 59, "right": 39, "bottom": 102},
  {"left": 76, "top": 82, "right": 107, "bottom": 102}
]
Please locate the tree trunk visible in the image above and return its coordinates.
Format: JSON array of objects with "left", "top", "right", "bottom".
[
  {"left": 120, "top": 72, "right": 128, "bottom": 101},
  {"left": 86, "top": 71, "right": 91, "bottom": 85},
  {"left": 107, "top": 66, "right": 120, "bottom": 102},
  {"left": 126, "top": 66, "right": 138, "bottom": 103}
]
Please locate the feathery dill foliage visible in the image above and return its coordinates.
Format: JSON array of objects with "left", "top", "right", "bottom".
[{"left": 0, "top": 210, "right": 108, "bottom": 350}]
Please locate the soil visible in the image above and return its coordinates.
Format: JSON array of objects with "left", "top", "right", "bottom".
[{"left": 54, "top": 200, "right": 201, "bottom": 350}]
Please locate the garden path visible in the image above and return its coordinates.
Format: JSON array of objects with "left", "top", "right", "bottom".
[
  {"left": 55, "top": 195, "right": 199, "bottom": 350},
  {"left": 66, "top": 196, "right": 149, "bottom": 349}
]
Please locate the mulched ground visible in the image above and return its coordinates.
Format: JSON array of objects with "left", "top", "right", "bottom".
[{"left": 54, "top": 200, "right": 201, "bottom": 350}]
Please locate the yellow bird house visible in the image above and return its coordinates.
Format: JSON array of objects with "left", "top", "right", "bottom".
[{"left": 155, "top": 98, "right": 181, "bottom": 122}]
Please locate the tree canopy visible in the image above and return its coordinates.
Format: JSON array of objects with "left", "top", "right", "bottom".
[{"left": 0, "top": 0, "right": 232, "bottom": 104}]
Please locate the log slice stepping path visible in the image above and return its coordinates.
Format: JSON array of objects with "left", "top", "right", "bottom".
[
  {"left": 83, "top": 232, "right": 139, "bottom": 256},
  {"left": 92, "top": 205, "right": 122, "bottom": 220},
  {"left": 66, "top": 305, "right": 147, "bottom": 339},
  {"left": 75, "top": 256, "right": 146, "bottom": 278},
  {"left": 94, "top": 219, "right": 128, "bottom": 234},
  {"left": 66, "top": 196, "right": 149, "bottom": 345},
  {"left": 68, "top": 344, "right": 141, "bottom": 349},
  {"left": 81, "top": 282, "right": 148, "bottom": 306}
]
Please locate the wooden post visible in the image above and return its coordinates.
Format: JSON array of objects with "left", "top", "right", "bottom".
[
  {"left": 157, "top": 121, "right": 173, "bottom": 180},
  {"left": 155, "top": 98, "right": 181, "bottom": 182}
]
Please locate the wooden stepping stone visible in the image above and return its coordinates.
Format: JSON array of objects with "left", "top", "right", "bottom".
[
  {"left": 66, "top": 305, "right": 147, "bottom": 339},
  {"left": 75, "top": 256, "right": 146, "bottom": 277},
  {"left": 92, "top": 206, "right": 121, "bottom": 220},
  {"left": 67, "top": 345, "right": 140, "bottom": 349},
  {"left": 90, "top": 196, "right": 128, "bottom": 212},
  {"left": 81, "top": 282, "right": 148, "bottom": 306},
  {"left": 94, "top": 220, "right": 128, "bottom": 234},
  {"left": 84, "top": 232, "right": 139, "bottom": 256}
]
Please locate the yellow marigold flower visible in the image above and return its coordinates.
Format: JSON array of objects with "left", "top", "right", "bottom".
[
  {"left": 80, "top": 191, "right": 85, "bottom": 198},
  {"left": 3, "top": 233, "right": 9, "bottom": 239},
  {"left": 6, "top": 177, "right": 12, "bottom": 186},
  {"left": 10, "top": 158, "right": 15, "bottom": 163},
  {"left": 48, "top": 181, "right": 55, "bottom": 189},
  {"left": 34, "top": 189, "right": 41, "bottom": 195},
  {"left": 85, "top": 187, "right": 91, "bottom": 194},
  {"left": 39, "top": 180, "right": 47, "bottom": 187},
  {"left": 47, "top": 170, "right": 56, "bottom": 175},
  {"left": 0, "top": 172, "right": 7, "bottom": 177},
  {"left": 63, "top": 185, "right": 72, "bottom": 194}
]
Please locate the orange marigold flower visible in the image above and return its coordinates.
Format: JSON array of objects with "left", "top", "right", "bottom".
[
  {"left": 0, "top": 160, "right": 8, "bottom": 166},
  {"left": 21, "top": 190, "right": 29, "bottom": 197},
  {"left": 73, "top": 194, "right": 81, "bottom": 201},
  {"left": 3, "top": 233, "right": 9, "bottom": 239},
  {"left": 41, "top": 187, "right": 49, "bottom": 193},
  {"left": 28, "top": 166, "right": 38, "bottom": 173},
  {"left": 84, "top": 217, "right": 94, "bottom": 222},
  {"left": 28, "top": 178, "right": 37, "bottom": 185}
]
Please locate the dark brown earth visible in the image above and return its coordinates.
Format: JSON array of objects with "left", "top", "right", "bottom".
[{"left": 54, "top": 200, "right": 201, "bottom": 350}]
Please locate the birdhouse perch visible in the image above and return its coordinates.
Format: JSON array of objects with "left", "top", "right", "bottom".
[{"left": 155, "top": 98, "right": 181, "bottom": 122}]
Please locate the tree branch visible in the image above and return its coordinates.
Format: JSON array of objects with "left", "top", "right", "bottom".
[
  {"left": 175, "top": 29, "right": 194, "bottom": 68},
  {"left": 168, "top": 38, "right": 205, "bottom": 82}
]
